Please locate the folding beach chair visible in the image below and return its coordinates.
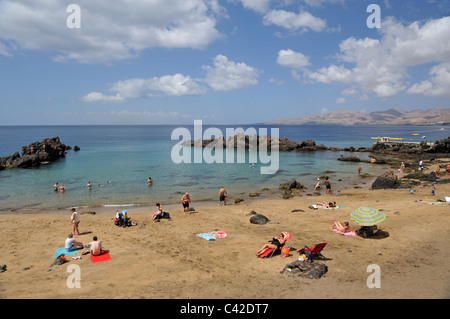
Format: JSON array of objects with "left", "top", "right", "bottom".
[
  {"left": 297, "top": 243, "right": 327, "bottom": 260},
  {"left": 258, "top": 247, "right": 279, "bottom": 258}
]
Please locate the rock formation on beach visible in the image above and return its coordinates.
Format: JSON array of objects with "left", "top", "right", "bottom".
[{"left": 0, "top": 137, "right": 70, "bottom": 169}]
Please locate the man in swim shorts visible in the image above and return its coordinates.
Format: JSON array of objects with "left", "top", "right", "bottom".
[
  {"left": 218, "top": 186, "right": 227, "bottom": 206},
  {"left": 89, "top": 236, "right": 103, "bottom": 256},
  {"left": 181, "top": 192, "right": 191, "bottom": 214}
]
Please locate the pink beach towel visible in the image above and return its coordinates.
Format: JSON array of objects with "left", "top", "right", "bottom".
[{"left": 332, "top": 229, "right": 357, "bottom": 236}]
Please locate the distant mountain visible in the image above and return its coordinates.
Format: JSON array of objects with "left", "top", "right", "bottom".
[{"left": 266, "top": 108, "right": 450, "bottom": 125}]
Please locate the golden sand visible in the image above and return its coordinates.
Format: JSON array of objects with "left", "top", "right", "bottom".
[{"left": 1, "top": 165, "right": 449, "bottom": 299}]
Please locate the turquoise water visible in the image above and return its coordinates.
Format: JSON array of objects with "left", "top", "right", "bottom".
[{"left": 0, "top": 124, "right": 447, "bottom": 211}]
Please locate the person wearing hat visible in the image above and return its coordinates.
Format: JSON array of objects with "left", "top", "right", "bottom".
[
  {"left": 181, "top": 192, "right": 191, "bottom": 214},
  {"left": 70, "top": 208, "right": 80, "bottom": 236},
  {"left": 314, "top": 178, "right": 320, "bottom": 191}
]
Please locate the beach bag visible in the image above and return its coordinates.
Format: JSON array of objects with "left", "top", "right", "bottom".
[{"left": 281, "top": 246, "right": 290, "bottom": 257}]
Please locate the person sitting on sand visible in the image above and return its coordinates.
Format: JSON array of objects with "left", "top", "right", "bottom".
[
  {"left": 65, "top": 233, "right": 83, "bottom": 252},
  {"left": 256, "top": 233, "right": 287, "bottom": 257},
  {"left": 89, "top": 236, "right": 103, "bottom": 256},
  {"left": 114, "top": 210, "right": 128, "bottom": 227},
  {"left": 151, "top": 203, "right": 171, "bottom": 222},
  {"left": 331, "top": 221, "right": 350, "bottom": 233}
]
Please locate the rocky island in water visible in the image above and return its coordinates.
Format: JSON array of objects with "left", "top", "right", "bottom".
[{"left": 0, "top": 137, "right": 79, "bottom": 169}]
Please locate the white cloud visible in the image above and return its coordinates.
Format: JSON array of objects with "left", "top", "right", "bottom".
[
  {"left": 82, "top": 74, "right": 207, "bottom": 103},
  {"left": 306, "top": 65, "right": 352, "bottom": 84},
  {"left": 408, "top": 62, "right": 450, "bottom": 97},
  {"left": 300, "top": 0, "right": 345, "bottom": 7},
  {"left": 0, "top": 0, "right": 224, "bottom": 64},
  {"left": 82, "top": 92, "right": 125, "bottom": 103},
  {"left": 336, "top": 97, "right": 346, "bottom": 104},
  {"left": 277, "top": 49, "right": 311, "bottom": 69},
  {"left": 202, "top": 54, "right": 260, "bottom": 91},
  {"left": 291, "top": 16, "right": 450, "bottom": 98},
  {"left": 234, "top": 0, "right": 272, "bottom": 13},
  {"left": 263, "top": 9, "right": 327, "bottom": 32}
]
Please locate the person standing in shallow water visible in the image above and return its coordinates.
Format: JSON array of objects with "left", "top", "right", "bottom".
[
  {"left": 325, "top": 177, "right": 331, "bottom": 194},
  {"left": 218, "top": 186, "right": 227, "bottom": 206}
]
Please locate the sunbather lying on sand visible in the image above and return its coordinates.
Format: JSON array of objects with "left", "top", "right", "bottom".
[
  {"left": 316, "top": 201, "right": 337, "bottom": 209},
  {"left": 331, "top": 220, "right": 350, "bottom": 233}
]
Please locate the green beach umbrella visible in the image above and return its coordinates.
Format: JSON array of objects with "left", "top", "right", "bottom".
[{"left": 350, "top": 207, "right": 385, "bottom": 226}]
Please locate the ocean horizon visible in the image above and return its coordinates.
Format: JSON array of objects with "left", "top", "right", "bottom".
[{"left": 0, "top": 124, "right": 448, "bottom": 212}]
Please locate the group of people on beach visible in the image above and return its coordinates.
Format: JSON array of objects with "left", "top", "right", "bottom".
[{"left": 66, "top": 207, "right": 104, "bottom": 257}]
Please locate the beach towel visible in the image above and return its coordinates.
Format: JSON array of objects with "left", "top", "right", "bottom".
[
  {"left": 90, "top": 251, "right": 111, "bottom": 263},
  {"left": 312, "top": 204, "right": 343, "bottom": 210},
  {"left": 331, "top": 229, "right": 357, "bottom": 236},
  {"left": 258, "top": 248, "right": 274, "bottom": 258},
  {"left": 53, "top": 247, "right": 77, "bottom": 258},
  {"left": 197, "top": 230, "right": 228, "bottom": 241},
  {"left": 445, "top": 196, "right": 450, "bottom": 203}
]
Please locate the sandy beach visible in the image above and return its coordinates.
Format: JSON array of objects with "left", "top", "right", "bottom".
[{"left": 1, "top": 163, "right": 450, "bottom": 300}]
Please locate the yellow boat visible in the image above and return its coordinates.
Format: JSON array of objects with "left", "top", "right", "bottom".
[{"left": 412, "top": 133, "right": 419, "bottom": 136}]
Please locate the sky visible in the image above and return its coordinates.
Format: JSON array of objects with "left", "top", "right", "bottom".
[{"left": 0, "top": 0, "right": 449, "bottom": 125}]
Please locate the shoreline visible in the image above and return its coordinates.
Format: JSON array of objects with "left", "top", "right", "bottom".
[{"left": 0, "top": 174, "right": 382, "bottom": 215}]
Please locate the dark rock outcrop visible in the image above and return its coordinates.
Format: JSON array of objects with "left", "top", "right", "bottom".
[
  {"left": 0, "top": 137, "right": 69, "bottom": 168},
  {"left": 280, "top": 260, "right": 328, "bottom": 279},
  {"left": 279, "top": 180, "right": 305, "bottom": 199},
  {"left": 249, "top": 213, "right": 270, "bottom": 225},
  {"left": 371, "top": 173, "right": 400, "bottom": 189},
  {"left": 403, "top": 171, "right": 437, "bottom": 182}
]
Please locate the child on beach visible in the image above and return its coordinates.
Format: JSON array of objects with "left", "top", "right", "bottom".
[
  {"left": 314, "top": 178, "right": 320, "bottom": 190},
  {"left": 431, "top": 183, "right": 436, "bottom": 196}
]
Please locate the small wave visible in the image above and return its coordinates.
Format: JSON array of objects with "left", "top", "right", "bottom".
[{"left": 102, "top": 203, "right": 141, "bottom": 208}]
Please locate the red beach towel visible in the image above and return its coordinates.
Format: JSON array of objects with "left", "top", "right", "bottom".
[{"left": 90, "top": 251, "right": 111, "bottom": 263}]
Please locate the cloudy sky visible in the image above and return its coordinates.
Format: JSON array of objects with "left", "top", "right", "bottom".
[{"left": 0, "top": 0, "right": 449, "bottom": 125}]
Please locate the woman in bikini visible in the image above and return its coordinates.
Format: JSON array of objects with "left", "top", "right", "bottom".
[
  {"left": 256, "top": 233, "right": 287, "bottom": 256},
  {"left": 331, "top": 221, "right": 350, "bottom": 233}
]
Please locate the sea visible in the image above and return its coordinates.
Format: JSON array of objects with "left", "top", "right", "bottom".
[{"left": 0, "top": 124, "right": 448, "bottom": 212}]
